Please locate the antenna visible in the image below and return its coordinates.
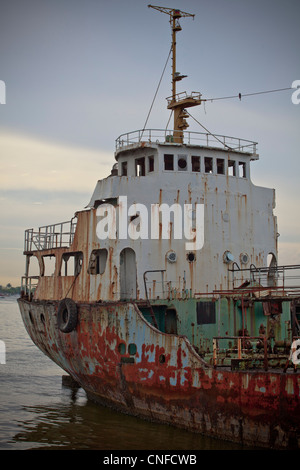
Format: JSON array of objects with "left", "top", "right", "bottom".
[{"left": 148, "top": 5, "right": 201, "bottom": 143}]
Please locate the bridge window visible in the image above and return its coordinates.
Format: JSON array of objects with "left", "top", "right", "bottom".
[
  {"left": 228, "top": 160, "right": 236, "bottom": 176},
  {"left": 192, "top": 156, "right": 200, "bottom": 172},
  {"left": 217, "top": 158, "right": 225, "bottom": 175},
  {"left": 164, "top": 154, "right": 174, "bottom": 171},
  {"left": 135, "top": 157, "right": 145, "bottom": 176},
  {"left": 238, "top": 161, "right": 246, "bottom": 178},
  {"left": 204, "top": 157, "right": 213, "bottom": 174},
  {"left": 148, "top": 156, "right": 154, "bottom": 172},
  {"left": 121, "top": 161, "right": 127, "bottom": 176}
]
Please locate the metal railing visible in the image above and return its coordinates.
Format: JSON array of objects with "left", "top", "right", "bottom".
[
  {"left": 24, "top": 218, "right": 77, "bottom": 252},
  {"left": 115, "top": 128, "right": 258, "bottom": 155},
  {"left": 228, "top": 264, "right": 300, "bottom": 296},
  {"left": 143, "top": 270, "right": 193, "bottom": 300},
  {"left": 213, "top": 336, "right": 269, "bottom": 370},
  {"left": 21, "top": 275, "right": 39, "bottom": 298},
  {"left": 166, "top": 91, "right": 202, "bottom": 106}
]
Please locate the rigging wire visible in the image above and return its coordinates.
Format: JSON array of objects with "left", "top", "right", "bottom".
[
  {"left": 139, "top": 44, "right": 290, "bottom": 140},
  {"left": 140, "top": 46, "right": 172, "bottom": 140},
  {"left": 203, "top": 87, "right": 292, "bottom": 102},
  {"left": 186, "top": 110, "right": 232, "bottom": 150},
  {"left": 165, "top": 110, "right": 173, "bottom": 130},
  {"left": 185, "top": 87, "right": 292, "bottom": 149}
]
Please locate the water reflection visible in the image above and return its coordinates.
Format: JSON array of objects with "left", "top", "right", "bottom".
[
  {"left": 12, "top": 380, "right": 243, "bottom": 450},
  {"left": 1, "top": 299, "right": 247, "bottom": 450}
]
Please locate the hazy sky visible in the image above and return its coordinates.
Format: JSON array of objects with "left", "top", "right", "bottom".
[{"left": 0, "top": 0, "right": 300, "bottom": 286}]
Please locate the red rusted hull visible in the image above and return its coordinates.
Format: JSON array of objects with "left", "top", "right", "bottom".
[{"left": 18, "top": 298, "right": 300, "bottom": 449}]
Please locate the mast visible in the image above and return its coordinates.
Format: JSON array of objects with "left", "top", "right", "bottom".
[{"left": 148, "top": 5, "right": 202, "bottom": 143}]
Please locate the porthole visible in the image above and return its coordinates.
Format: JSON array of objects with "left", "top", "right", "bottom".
[
  {"left": 159, "top": 354, "right": 166, "bottom": 364},
  {"left": 223, "top": 251, "right": 234, "bottom": 264},
  {"left": 166, "top": 250, "right": 177, "bottom": 263},
  {"left": 118, "top": 343, "right": 126, "bottom": 355},
  {"left": 240, "top": 253, "right": 249, "bottom": 265},
  {"left": 187, "top": 252, "right": 195, "bottom": 262},
  {"left": 128, "top": 343, "right": 137, "bottom": 355},
  {"left": 178, "top": 156, "right": 187, "bottom": 171}
]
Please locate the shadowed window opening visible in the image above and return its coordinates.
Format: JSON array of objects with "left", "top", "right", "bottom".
[
  {"left": 204, "top": 157, "right": 213, "bottom": 173},
  {"left": 164, "top": 154, "right": 174, "bottom": 170},
  {"left": 121, "top": 161, "right": 127, "bottom": 176},
  {"left": 148, "top": 156, "right": 154, "bottom": 172},
  {"left": 217, "top": 158, "right": 225, "bottom": 175},
  {"left": 61, "top": 252, "right": 83, "bottom": 276},
  {"left": 135, "top": 157, "right": 145, "bottom": 176},
  {"left": 88, "top": 249, "right": 108, "bottom": 275},
  {"left": 192, "top": 156, "right": 200, "bottom": 172},
  {"left": 197, "top": 301, "right": 216, "bottom": 325}
]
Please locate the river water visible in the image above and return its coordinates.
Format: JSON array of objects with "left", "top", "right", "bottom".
[{"left": 0, "top": 296, "right": 247, "bottom": 451}]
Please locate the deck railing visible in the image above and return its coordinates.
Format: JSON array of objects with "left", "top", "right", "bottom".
[
  {"left": 166, "top": 91, "right": 202, "bottom": 107},
  {"left": 212, "top": 335, "right": 300, "bottom": 371},
  {"left": 228, "top": 263, "right": 300, "bottom": 296},
  {"left": 212, "top": 336, "right": 269, "bottom": 370},
  {"left": 24, "top": 218, "right": 77, "bottom": 252},
  {"left": 143, "top": 270, "right": 194, "bottom": 301},
  {"left": 115, "top": 128, "right": 258, "bottom": 155},
  {"left": 21, "top": 276, "right": 39, "bottom": 298}
]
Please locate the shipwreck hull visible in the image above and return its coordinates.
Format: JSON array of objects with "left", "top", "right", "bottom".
[{"left": 18, "top": 298, "right": 300, "bottom": 449}]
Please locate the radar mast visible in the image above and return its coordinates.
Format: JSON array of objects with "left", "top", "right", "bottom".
[{"left": 148, "top": 5, "right": 202, "bottom": 143}]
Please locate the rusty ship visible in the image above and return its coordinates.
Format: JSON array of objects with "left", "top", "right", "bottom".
[{"left": 18, "top": 5, "right": 300, "bottom": 449}]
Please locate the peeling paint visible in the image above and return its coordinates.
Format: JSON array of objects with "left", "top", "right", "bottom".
[{"left": 18, "top": 298, "right": 300, "bottom": 449}]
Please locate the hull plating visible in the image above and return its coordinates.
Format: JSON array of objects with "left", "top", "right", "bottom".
[{"left": 18, "top": 298, "right": 300, "bottom": 449}]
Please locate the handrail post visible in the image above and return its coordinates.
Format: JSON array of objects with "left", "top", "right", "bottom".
[
  {"left": 238, "top": 338, "right": 242, "bottom": 359},
  {"left": 213, "top": 338, "right": 218, "bottom": 367},
  {"left": 60, "top": 223, "right": 63, "bottom": 247},
  {"left": 263, "top": 337, "right": 268, "bottom": 371}
]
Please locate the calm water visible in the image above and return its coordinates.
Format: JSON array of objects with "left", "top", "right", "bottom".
[{"left": 0, "top": 297, "right": 246, "bottom": 451}]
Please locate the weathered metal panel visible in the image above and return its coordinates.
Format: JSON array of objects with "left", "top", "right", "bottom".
[
  {"left": 18, "top": 298, "right": 300, "bottom": 449},
  {"left": 23, "top": 139, "right": 278, "bottom": 305}
]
